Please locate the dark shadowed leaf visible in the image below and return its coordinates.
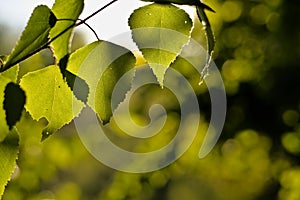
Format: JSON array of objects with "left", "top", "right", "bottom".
[
  {"left": 3, "top": 83, "right": 26, "bottom": 130},
  {"left": 0, "top": 66, "right": 19, "bottom": 142}
]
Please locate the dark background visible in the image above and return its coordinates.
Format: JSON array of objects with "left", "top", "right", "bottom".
[{"left": 1, "top": 0, "right": 300, "bottom": 199}]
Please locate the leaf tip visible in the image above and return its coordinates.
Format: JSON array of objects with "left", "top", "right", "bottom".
[
  {"left": 41, "top": 131, "right": 51, "bottom": 141},
  {"left": 102, "top": 119, "right": 110, "bottom": 125}
]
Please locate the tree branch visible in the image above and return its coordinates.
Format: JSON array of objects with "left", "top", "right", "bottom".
[{"left": 1, "top": 0, "right": 119, "bottom": 71}]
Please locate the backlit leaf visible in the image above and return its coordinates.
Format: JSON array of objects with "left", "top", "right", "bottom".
[
  {"left": 0, "top": 66, "right": 19, "bottom": 142},
  {"left": 0, "top": 129, "right": 19, "bottom": 198},
  {"left": 50, "top": 0, "right": 84, "bottom": 62},
  {"left": 140, "top": 0, "right": 215, "bottom": 12},
  {"left": 4, "top": 5, "right": 55, "bottom": 68},
  {"left": 196, "top": 5, "right": 215, "bottom": 79},
  {"left": 67, "top": 41, "right": 136, "bottom": 124},
  {"left": 129, "top": 3, "right": 192, "bottom": 86},
  {"left": 19, "top": 65, "right": 84, "bottom": 140}
]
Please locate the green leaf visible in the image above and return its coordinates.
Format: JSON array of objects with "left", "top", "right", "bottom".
[
  {"left": 4, "top": 5, "right": 55, "bottom": 68},
  {"left": 0, "top": 66, "right": 19, "bottom": 142},
  {"left": 67, "top": 41, "right": 136, "bottom": 124},
  {"left": 50, "top": 0, "right": 84, "bottom": 62},
  {"left": 140, "top": 0, "right": 215, "bottom": 12},
  {"left": 1, "top": 65, "right": 19, "bottom": 83},
  {"left": 64, "top": 70, "right": 89, "bottom": 103},
  {"left": 129, "top": 3, "right": 192, "bottom": 86},
  {"left": 0, "top": 129, "right": 19, "bottom": 198},
  {"left": 196, "top": 5, "right": 215, "bottom": 79},
  {"left": 19, "top": 65, "right": 84, "bottom": 140}
]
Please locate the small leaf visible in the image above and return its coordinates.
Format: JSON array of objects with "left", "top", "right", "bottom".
[
  {"left": 196, "top": 5, "right": 215, "bottom": 79},
  {"left": 4, "top": 5, "right": 54, "bottom": 68},
  {"left": 67, "top": 41, "right": 136, "bottom": 123},
  {"left": 0, "top": 128, "right": 19, "bottom": 198},
  {"left": 4, "top": 83, "right": 26, "bottom": 130},
  {"left": 50, "top": 0, "right": 84, "bottom": 62},
  {"left": 0, "top": 66, "right": 19, "bottom": 142},
  {"left": 19, "top": 65, "right": 84, "bottom": 140},
  {"left": 129, "top": 3, "right": 193, "bottom": 86}
]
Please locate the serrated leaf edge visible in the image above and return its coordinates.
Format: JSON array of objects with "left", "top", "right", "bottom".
[
  {"left": 128, "top": 3, "right": 193, "bottom": 87},
  {"left": 5, "top": 5, "right": 52, "bottom": 67},
  {"left": 19, "top": 66, "right": 85, "bottom": 139},
  {"left": 0, "top": 128, "right": 19, "bottom": 199}
]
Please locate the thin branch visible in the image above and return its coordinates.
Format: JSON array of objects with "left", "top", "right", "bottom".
[
  {"left": 80, "top": 20, "right": 101, "bottom": 41},
  {"left": 1, "top": 22, "right": 75, "bottom": 71},
  {"left": 58, "top": 18, "right": 100, "bottom": 41},
  {"left": 76, "top": 0, "right": 119, "bottom": 24},
  {"left": 2, "top": 0, "right": 119, "bottom": 71}
]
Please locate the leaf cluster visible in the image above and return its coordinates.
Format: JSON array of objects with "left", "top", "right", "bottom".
[{"left": 0, "top": 0, "right": 215, "bottom": 197}]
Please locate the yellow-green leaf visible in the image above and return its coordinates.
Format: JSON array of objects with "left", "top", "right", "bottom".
[
  {"left": 140, "top": 0, "right": 215, "bottom": 12},
  {"left": 50, "top": 0, "right": 84, "bottom": 61},
  {"left": 129, "top": 3, "right": 193, "bottom": 86},
  {"left": 0, "top": 66, "right": 19, "bottom": 142},
  {"left": 5, "top": 5, "right": 55, "bottom": 68},
  {"left": 0, "top": 129, "right": 19, "bottom": 198},
  {"left": 67, "top": 41, "right": 136, "bottom": 124},
  {"left": 19, "top": 65, "right": 84, "bottom": 140}
]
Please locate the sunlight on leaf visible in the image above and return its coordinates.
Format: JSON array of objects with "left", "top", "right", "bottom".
[
  {"left": 129, "top": 3, "right": 192, "bottom": 86},
  {"left": 0, "top": 66, "right": 19, "bottom": 142},
  {"left": 196, "top": 5, "right": 215, "bottom": 80},
  {"left": 140, "top": 0, "right": 215, "bottom": 12},
  {"left": 50, "top": 0, "right": 84, "bottom": 62},
  {"left": 0, "top": 128, "right": 19, "bottom": 199},
  {"left": 5, "top": 5, "right": 55, "bottom": 68},
  {"left": 19, "top": 65, "right": 84, "bottom": 140},
  {"left": 67, "top": 41, "right": 136, "bottom": 124}
]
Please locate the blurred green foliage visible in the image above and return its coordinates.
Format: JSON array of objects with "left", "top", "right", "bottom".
[{"left": 1, "top": 0, "right": 300, "bottom": 199}]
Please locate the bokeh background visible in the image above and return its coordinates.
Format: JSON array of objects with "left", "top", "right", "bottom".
[{"left": 1, "top": 0, "right": 300, "bottom": 199}]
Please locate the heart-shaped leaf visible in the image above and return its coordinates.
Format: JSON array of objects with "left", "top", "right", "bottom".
[
  {"left": 67, "top": 41, "right": 136, "bottom": 124},
  {"left": 129, "top": 3, "right": 193, "bottom": 86},
  {"left": 19, "top": 65, "right": 84, "bottom": 140}
]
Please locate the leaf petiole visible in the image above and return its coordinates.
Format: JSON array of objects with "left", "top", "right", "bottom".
[{"left": 57, "top": 19, "right": 100, "bottom": 41}]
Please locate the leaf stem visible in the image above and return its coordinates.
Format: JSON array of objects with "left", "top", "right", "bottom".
[
  {"left": 57, "top": 18, "right": 100, "bottom": 41},
  {"left": 2, "top": 0, "right": 119, "bottom": 71},
  {"left": 77, "top": 19, "right": 101, "bottom": 41}
]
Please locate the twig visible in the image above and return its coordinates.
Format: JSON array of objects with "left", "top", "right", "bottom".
[
  {"left": 2, "top": 0, "right": 119, "bottom": 71},
  {"left": 57, "top": 18, "right": 100, "bottom": 41}
]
